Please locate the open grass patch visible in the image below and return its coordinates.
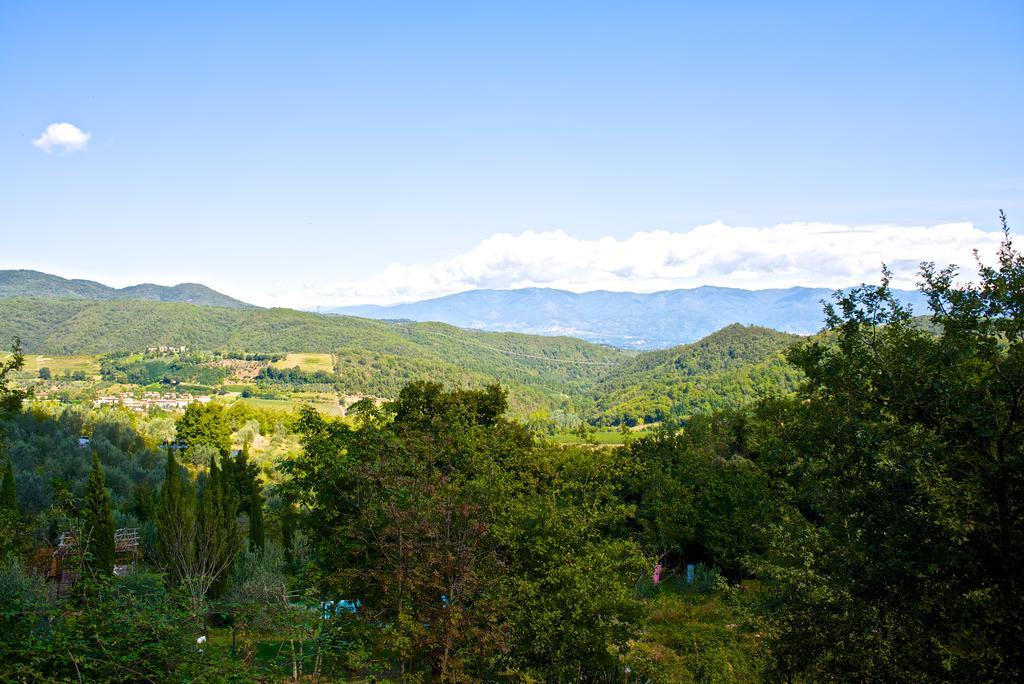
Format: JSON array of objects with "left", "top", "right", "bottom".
[
  {"left": 550, "top": 429, "right": 630, "bottom": 445},
  {"left": 272, "top": 352, "right": 334, "bottom": 373},
  {"left": 625, "top": 584, "right": 769, "bottom": 683},
  {"left": 7, "top": 353, "right": 102, "bottom": 376},
  {"left": 235, "top": 396, "right": 344, "bottom": 416},
  {"left": 206, "top": 627, "right": 321, "bottom": 678}
]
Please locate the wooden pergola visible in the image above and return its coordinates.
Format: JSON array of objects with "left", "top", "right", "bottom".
[{"left": 51, "top": 527, "right": 142, "bottom": 594}]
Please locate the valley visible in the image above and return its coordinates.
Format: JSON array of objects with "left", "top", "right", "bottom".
[{"left": 0, "top": 294, "right": 804, "bottom": 431}]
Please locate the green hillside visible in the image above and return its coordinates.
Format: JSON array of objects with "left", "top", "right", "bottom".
[
  {"left": 0, "top": 298, "right": 807, "bottom": 421},
  {"left": 590, "top": 324, "right": 805, "bottom": 425},
  {"left": 0, "top": 298, "right": 626, "bottom": 415},
  {"left": 0, "top": 269, "right": 252, "bottom": 308}
]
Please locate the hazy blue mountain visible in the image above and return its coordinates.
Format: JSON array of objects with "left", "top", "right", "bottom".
[
  {"left": 327, "top": 286, "right": 931, "bottom": 349},
  {"left": 0, "top": 270, "right": 254, "bottom": 308}
]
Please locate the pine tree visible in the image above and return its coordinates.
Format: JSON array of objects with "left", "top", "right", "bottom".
[
  {"left": 156, "top": 446, "right": 193, "bottom": 585},
  {"left": 248, "top": 482, "right": 265, "bottom": 554},
  {"left": 1, "top": 456, "right": 17, "bottom": 514},
  {"left": 83, "top": 452, "right": 116, "bottom": 575}
]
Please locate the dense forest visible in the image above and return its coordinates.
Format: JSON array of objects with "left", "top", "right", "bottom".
[
  {"left": 589, "top": 324, "right": 804, "bottom": 425},
  {"left": 1, "top": 225, "right": 1022, "bottom": 681}
]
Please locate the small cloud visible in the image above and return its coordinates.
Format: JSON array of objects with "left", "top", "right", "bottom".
[{"left": 33, "top": 122, "right": 91, "bottom": 154}]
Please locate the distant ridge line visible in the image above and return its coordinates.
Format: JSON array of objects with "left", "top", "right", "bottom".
[
  {"left": 398, "top": 324, "right": 625, "bottom": 366},
  {"left": 324, "top": 285, "right": 931, "bottom": 349},
  {"left": 0, "top": 269, "right": 254, "bottom": 309}
]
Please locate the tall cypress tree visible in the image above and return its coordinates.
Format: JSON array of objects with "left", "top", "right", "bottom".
[
  {"left": 248, "top": 482, "right": 265, "bottom": 554},
  {"left": 203, "top": 455, "right": 241, "bottom": 599},
  {"left": 83, "top": 453, "right": 116, "bottom": 575},
  {"left": 1, "top": 457, "right": 17, "bottom": 514},
  {"left": 196, "top": 456, "right": 218, "bottom": 586},
  {"left": 156, "top": 446, "right": 193, "bottom": 585},
  {"left": 282, "top": 500, "right": 296, "bottom": 567},
  {"left": 219, "top": 455, "right": 240, "bottom": 592},
  {"left": 227, "top": 442, "right": 259, "bottom": 514}
]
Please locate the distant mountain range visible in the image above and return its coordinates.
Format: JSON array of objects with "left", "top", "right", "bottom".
[
  {"left": 0, "top": 270, "right": 253, "bottom": 309},
  {"left": 0, "top": 270, "right": 933, "bottom": 350},
  {"left": 326, "top": 286, "right": 931, "bottom": 349}
]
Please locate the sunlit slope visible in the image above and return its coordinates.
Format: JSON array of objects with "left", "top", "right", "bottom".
[
  {"left": 0, "top": 298, "right": 626, "bottom": 413},
  {"left": 590, "top": 324, "right": 805, "bottom": 424}
]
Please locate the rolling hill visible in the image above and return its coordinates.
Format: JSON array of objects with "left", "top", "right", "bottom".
[
  {"left": 0, "top": 298, "right": 810, "bottom": 423},
  {"left": 0, "top": 270, "right": 253, "bottom": 308},
  {"left": 329, "top": 286, "right": 930, "bottom": 348},
  {"left": 589, "top": 324, "right": 805, "bottom": 425},
  {"left": 0, "top": 297, "right": 625, "bottom": 416}
]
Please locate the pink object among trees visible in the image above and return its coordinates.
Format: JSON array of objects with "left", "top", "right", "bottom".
[{"left": 652, "top": 562, "right": 663, "bottom": 584}]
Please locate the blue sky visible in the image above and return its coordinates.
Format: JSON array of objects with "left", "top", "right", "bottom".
[{"left": 2, "top": 1, "right": 1022, "bottom": 306}]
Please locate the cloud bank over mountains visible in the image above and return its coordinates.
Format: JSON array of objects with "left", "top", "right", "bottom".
[{"left": 300, "top": 221, "right": 1002, "bottom": 307}]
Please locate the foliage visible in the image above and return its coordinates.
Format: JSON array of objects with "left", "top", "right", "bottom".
[
  {"left": 176, "top": 401, "right": 231, "bottom": 457},
  {"left": 0, "top": 337, "right": 25, "bottom": 419},
  {"left": 621, "top": 413, "right": 780, "bottom": 581},
  {"left": 283, "top": 381, "right": 648, "bottom": 680},
  {"left": 258, "top": 364, "right": 336, "bottom": 386},
  {"left": 0, "top": 567, "right": 243, "bottom": 682},
  {"left": 752, "top": 220, "right": 1024, "bottom": 681},
  {"left": 592, "top": 324, "right": 804, "bottom": 425},
  {"left": 83, "top": 452, "right": 116, "bottom": 575},
  {"left": 156, "top": 447, "right": 194, "bottom": 587},
  {"left": 1, "top": 405, "right": 164, "bottom": 518},
  {"left": 247, "top": 481, "right": 265, "bottom": 554},
  {"left": 623, "top": 583, "right": 768, "bottom": 683},
  {"left": 199, "top": 456, "right": 242, "bottom": 601},
  {"left": 156, "top": 449, "right": 242, "bottom": 617},
  {"left": 101, "top": 352, "right": 229, "bottom": 386},
  {"left": 492, "top": 443, "right": 648, "bottom": 679},
  {"left": 0, "top": 557, "right": 47, "bottom": 662},
  {"left": 0, "top": 457, "right": 16, "bottom": 514}
]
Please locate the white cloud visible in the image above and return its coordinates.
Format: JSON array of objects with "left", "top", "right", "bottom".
[
  {"left": 300, "top": 221, "right": 1004, "bottom": 307},
  {"left": 32, "top": 122, "right": 91, "bottom": 154}
]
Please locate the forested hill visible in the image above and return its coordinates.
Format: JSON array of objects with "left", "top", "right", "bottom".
[
  {"left": 0, "top": 297, "right": 626, "bottom": 414},
  {"left": 590, "top": 324, "right": 805, "bottom": 425},
  {"left": 0, "top": 298, "right": 808, "bottom": 421},
  {"left": 0, "top": 269, "right": 252, "bottom": 308}
]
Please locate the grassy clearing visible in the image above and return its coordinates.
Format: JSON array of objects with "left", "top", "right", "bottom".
[
  {"left": 235, "top": 396, "right": 344, "bottom": 416},
  {"left": 550, "top": 429, "right": 630, "bottom": 445},
  {"left": 206, "top": 628, "right": 321, "bottom": 678},
  {"left": 3, "top": 353, "right": 102, "bottom": 376},
  {"left": 626, "top": 577, "right": 768, "bottom": 682},
  {"left": 272, "top": 352, "right": 334, "bottom": 373}
]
